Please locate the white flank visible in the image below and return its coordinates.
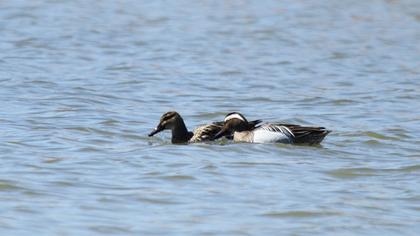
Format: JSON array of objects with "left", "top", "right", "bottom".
[
  {"left": 224, "top": 113, "right": 245, "bottom": 122},
  {"left": 252, "top": 126, "right": 292, "bottom": 143}
]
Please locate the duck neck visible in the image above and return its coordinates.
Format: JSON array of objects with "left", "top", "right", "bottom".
[{"left": 171, "top": 117, "right": 193, "bottom": 143}]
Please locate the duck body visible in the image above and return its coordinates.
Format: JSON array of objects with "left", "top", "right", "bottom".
[{"left": 214, "top": 112, "right": 331, "bottom": 145}]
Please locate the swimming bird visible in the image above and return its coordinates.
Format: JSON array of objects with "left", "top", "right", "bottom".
[
  {"left": 213, "top": 112, "right": 331, "bottom": 145},
  {"left": 148, "top": 111, "right": 261, "bottom": 144}
]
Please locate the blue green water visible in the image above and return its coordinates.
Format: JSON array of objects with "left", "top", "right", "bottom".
[{"left": 1, "top": 0, "right": 419, "bottom": 235}]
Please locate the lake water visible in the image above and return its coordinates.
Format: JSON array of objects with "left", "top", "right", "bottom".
[{"left": 1, "top": 0, "right": 419, "bottom": 235}]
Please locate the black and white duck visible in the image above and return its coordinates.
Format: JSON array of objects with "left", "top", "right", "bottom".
[{"left": 213, "top": 112, "right": 331, "bottom": 145}]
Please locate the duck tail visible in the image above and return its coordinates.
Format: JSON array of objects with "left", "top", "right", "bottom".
[
  {"left": 294, "top": 129, "right": 331, "bottom": 145},
  {"left": 281, "top": 124, "right": 331, "bottom": 145}
]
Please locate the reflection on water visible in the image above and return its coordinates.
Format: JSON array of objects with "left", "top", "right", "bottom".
[{"left": 1, "top": 0, "right": 419, "bottom": 235}]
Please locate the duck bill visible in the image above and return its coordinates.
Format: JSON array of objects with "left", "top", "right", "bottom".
[
  {"left": 213, "top": 126, "right": 229, "bottom": 140},
  {"left": 148, "top": 125, "right": 164, "bottom": 137}
]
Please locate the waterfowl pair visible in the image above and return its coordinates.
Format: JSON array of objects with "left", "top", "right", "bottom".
[
  {"left": 148, "top": 111, "right": 261, "bottom": 144},
  {"left": 214, "top": 112, "right": 331, "bottom": 145}
]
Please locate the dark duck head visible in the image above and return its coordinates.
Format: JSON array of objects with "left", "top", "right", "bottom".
[
  {"left": 148, "top": 111, "right": 193, "bottom": 143},
  {"left": 213, "top": 112, "right": 260, "bottom": 139}
]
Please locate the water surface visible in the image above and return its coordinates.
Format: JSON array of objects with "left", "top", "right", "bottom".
[{"left": 1, "top": 0, "right": 419, "bottom": 235}]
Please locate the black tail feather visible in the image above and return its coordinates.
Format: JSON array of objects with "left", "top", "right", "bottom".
[
  {"left": 278, "top": 124, "right": 331, "bottom": 145},
  {"left": 248, "top": 119, "right": 263, "bottom": 129}
]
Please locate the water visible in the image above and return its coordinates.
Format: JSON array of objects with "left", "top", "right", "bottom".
[{"left": 1, "top": 0, "right": 419, "bottom": 235}]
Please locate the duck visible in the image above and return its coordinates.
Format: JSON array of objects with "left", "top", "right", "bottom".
[
  {"left": 213, "top": 112, "right": 331, "bottom": 145},
  {"left": 148, "top": 111, "right": 262, "bottom": 144}
]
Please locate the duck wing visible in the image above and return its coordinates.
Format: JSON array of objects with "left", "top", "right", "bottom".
[{"left": 275, "top": 123, "right": 331, "bottom": 145}]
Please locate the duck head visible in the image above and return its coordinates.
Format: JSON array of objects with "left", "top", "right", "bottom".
[
  {"left": 213, "top": 112, "right": 252, "bottom": 139},
  {"left": 148, "top": 111, "right": 181, "bottom": 137}
]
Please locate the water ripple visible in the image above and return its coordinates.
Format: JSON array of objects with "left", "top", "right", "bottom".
[
  {"left": 260, "top": 210, "right": 341, "bottom": 218},
  {"left": 1, "top": 0, "right": 419, "bottom": 235}
]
